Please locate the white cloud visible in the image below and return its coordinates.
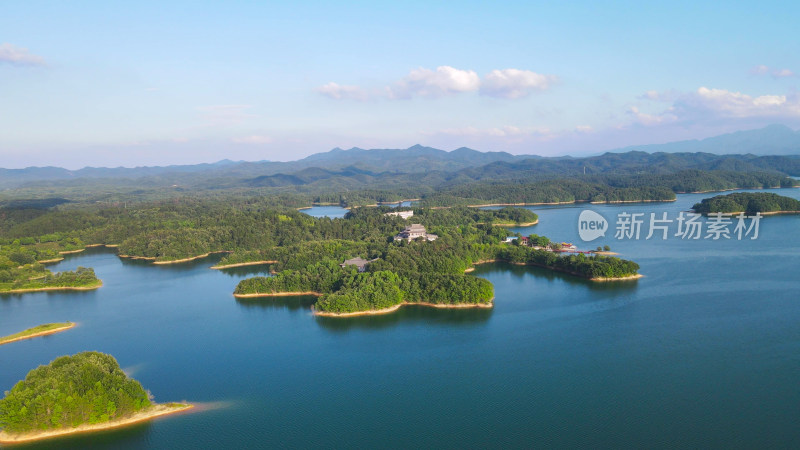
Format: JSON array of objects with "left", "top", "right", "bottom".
[
  {"left": 772, "top": 68, "right": 795, "bottom": 78},
  {"left": 750, "top": 65, "right": 796, "bottom": 79},
  {"left": 480, "top": 69, "right": 556, "bottom": 99},
  {"left": 638, "top": 89, "right": 679, "bottom": 102},
  {"left": 319, "top": 66, "right": 556, "bottom": 101},
  {"left": 682, "top": 87, "right": 798, "bottom": 118},
  {"left": 0, "top": 43, "right": 46, "bottom": 66},
  {"left": 232, "top": 135, "right": 273, "bottom": 144},
  {"left": 626, "top": 106, "right": 677, "bottom": 126},
  {"left": 317, "top": 82, "right": 369, "bottom": 101},
  {"left": 631, "top": 87, "right": 800, "bottom": 127},
  {"left": 389, "top": 66, "right": 480, "bottom": 99}
]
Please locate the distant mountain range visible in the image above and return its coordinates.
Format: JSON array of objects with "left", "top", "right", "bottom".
[
  {"left": 613, "top": 124, "right": 800, "bottom": 155},
  {"left": 0, "top": 124, "right": 798, "bottom": 189}
]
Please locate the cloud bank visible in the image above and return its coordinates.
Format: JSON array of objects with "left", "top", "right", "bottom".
[
  {"left": 0, "top": 43, "right": 46, "bottom": 66},
  {"left": 480, "top": 69, "right": 556, "bottom": 99},
  {"left": 320, "top": 66, "right": 556, "bottom": 101}
]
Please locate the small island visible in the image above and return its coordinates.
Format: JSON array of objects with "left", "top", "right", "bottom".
[
  {"left": 0, "top": 322, "right": 76, "bottom": 346},
  {"left": 0, "top": 352, "right": 192, "bottom": 444},
  {"left": 693, "top": 192, "right": 800, "bottom": 215}
]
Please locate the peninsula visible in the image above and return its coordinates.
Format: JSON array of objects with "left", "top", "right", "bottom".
[
  {"left": 0, "top": 267, "right": 101, "bottom": 294},
  {"left": 0, "top": 322, "right": 76, "bottom": 346}
]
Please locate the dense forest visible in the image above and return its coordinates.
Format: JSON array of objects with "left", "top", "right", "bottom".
[
  {"left": 0, "top": 352, "right": 151, "bottom": 433},
  {"left": 233, "top": 207, "right": 638, "bottom": 313},
  {"left": 0, "top": 265, "right": 100, "bottom": 293},
  {"left": 692, "top": 192, "right": 800, "bottom": 214},
  {"left": 1, "top": 148, "right": 798, "bottom": 209},
  {"left": 2, "top": 149, "right": 790, "bottom": 310}
]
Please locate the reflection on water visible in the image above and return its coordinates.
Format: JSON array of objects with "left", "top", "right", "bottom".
[
  {"left": 214, "top": 264, "right": 273, "bottom": 278},
  {"left": 235, "top": 295, "right": 317, "bottom": 312},
  {"left": 471, "top": 261, "right": 640, "bottom": 293},
  {"left": 315, "top": 304, "right": 493, "bottom": 332}
]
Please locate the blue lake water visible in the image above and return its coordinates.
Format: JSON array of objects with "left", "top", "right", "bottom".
[
  {"left": 1, "top": 189, "right": 799, "bottom": 448},
  {"left": 300, "top": 201, "right": 413, "bottom": 219}
]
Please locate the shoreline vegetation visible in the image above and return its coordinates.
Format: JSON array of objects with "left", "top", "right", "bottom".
[
  {"left": 469, "top": 259, "right": 641, "bottom": 282},
  {"left": 493, "top": 220, "right": 538, "bottom": 227},
  {"left": 0, "top": 322, "right": 76, "bottom": 346},
  {"left": 234, "top": 291, "right": 322, "bottom": 298},
  {"left": 692, "top": 192, "right": 800, "bottom": 215},
  {"left": 118, "top": 251, "right": 231, "bottom": 265},
  {"left": 38, "top": 257, "right": 65, "bottom": 264},
  {"left": 152, "top": 251, "right": 230, "bottom": 265},
  {"left": 58, "top": 249, "right": 85, "bottom": 255},
  {"left": 0, "top": 403, "right": 193, "bottom": 444},
  {"left": 0, "top": 261, "right": 102, "bottom": 294},
  {"left": 0, "top": 280, "right": 102, "bottom": 294}
]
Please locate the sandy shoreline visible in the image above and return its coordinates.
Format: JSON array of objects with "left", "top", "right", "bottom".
[
  {"left": 118, "top": 251, "right": 231, "bottom": 265},
  {"left": 234, "top": 291, "right": 322, "bottom": 298},
  {"left": 467, "top": 201, "right": 583, "bottom": 207},
  {"left": 58, "top": 249, "right": 85, "bottom": 255},
  {"left": 37, "top": 257, "right": 65, "bottom": 264},
  {"left": 211, "top": 260, "right": 277, "bottom": 269},
  {"left": 313, "top": 300, "right": 493, "bottom": 317},
  {"left": 494, "top": 220, "right": 538, "bottom": 227},
  {"left": 591, "top": 274, "right": 644, "bottom": 282},
  {"left": 118, "top": 254, "right": 157, "bottom": 261},
  {"left": 0, "top": 323, "right": 76, "bottom": 346},
  {"left": 1, "top": 282, "right": 102, "bottom": 294},
  {"left": 0, "top": 403, "right": 193, "bottom": 444},
  {"left": 152, "top": 251, "right": 231, "bottom": 265}
]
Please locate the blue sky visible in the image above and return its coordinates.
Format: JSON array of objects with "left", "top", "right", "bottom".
[{"left": 1, "top": 1, "right": 799, "bottom": 168}]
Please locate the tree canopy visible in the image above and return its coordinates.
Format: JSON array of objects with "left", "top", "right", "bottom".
[{"left": 0, "top": 352, "right": 151, "bottom": 433}]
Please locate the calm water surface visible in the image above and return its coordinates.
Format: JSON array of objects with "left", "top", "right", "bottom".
[{"left": 1, "top": 189, "right": 799, "bottom": 448}]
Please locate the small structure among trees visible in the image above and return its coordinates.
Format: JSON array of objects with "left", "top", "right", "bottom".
[
  {"left": 394, "top": 224, "right": 438, "bottom": 242},
  {"left": 340, "top": 257, "right": 372, "bottom": 272},
  {"left": 384, "top": 210, "right": 413, "bottom": 219}
]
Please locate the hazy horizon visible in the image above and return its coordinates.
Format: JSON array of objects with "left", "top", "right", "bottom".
[{"left": 2, "top": 1, "right": 800, "bottom": 168}]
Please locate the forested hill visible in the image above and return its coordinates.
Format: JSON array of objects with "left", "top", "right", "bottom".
[
  {"left": 613, "top": 124, "right": 800, "bottom": 156},
  {"left": 0, "top": 145, "right": 522, "bottom": 189},
  {"left": 692, "top": 192, "right": 800, "bottom": 214},
  {"left": 2, "top": 131, "right": 800, "bottom": 192}
]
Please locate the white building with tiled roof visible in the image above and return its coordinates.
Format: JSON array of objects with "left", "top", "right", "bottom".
[{"left": 394, "top": 224, "right": 438, "bottom": 242}]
